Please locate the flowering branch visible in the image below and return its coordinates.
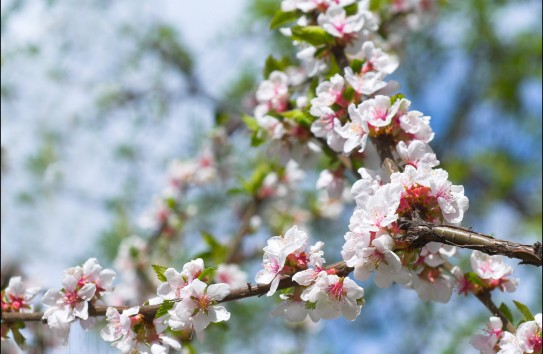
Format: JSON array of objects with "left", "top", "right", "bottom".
[
  {"left": 399, "top": 219, "right": 542, "bottom": 267},
  {"left": 0, "top": 262, "right": 353, "bottom": 323}
]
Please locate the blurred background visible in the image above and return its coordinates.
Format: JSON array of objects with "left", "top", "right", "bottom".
[{"left": 1, "top": 0, "right": 541, "bottom": 353}]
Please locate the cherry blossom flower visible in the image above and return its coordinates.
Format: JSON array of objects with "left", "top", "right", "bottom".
[
  {"left": 316, "top": 169, "right": 345, "bottom": 199},
  {"left": 410, "top": 270, "right": 455, "bottom": 303},
  {"left": 396, "top": 140, "right": 439, "bottom": 169},
  {"left": 256, "top": 225, "right": 310, "bottom": 296},
  {"left": 157, "top": 258, "right": 204, "bottom": 300},
  {"left": 515, "top": 313, "right": 542, "bottom": 353},
  {"left": 419, "top": 242, "right": 456, "bottom": 267},
  {"left": 344, "top": 67, "right": 387, "bottom": 96},
  {"left": 214, "top": 264, "right": 248, "bottom": 289},
  {"left": 170, "top": 279, "right": 231, "bottom": 338},
  {"left": 309, "top": 106, "right": 345, "bottom": 152},
  {"left": 498, "top": 332, "right": 523, "bottom": 354},
  {"left": 301, "top": 272, "right": 364, "bottom": 321},
  {"left": 296, "top": 45, "right": 328, "bottom": 78},
  {"left": 338, "top": 103, "right": 369, "bottom": 153},
  {"left": 350, "top": 168, "right": 383, "bottom": 207},
  {"left": 352, "top": 41, "right": 399, "bottom": 75},
  {"left": 470, "top": 316, "right": 503, "bottom": 354},
  {"left": 399, "top": 110, "right": 435, "bottom": 143},
  {"left": 352, "top": 95, "right": 401, "bottom": 130},
  {"left": 310, "top": 74, "right": 345, "bottom": 108},
  {"left": 101, "top": 306, "right": 139, "bottom": 353},
  {"left": 255, "top": 71, "right": 289, "bottom": 113},
  {"left": 42, "top": 273, "right": 97, "bottom": 343},
  {"left": 357, "top": 182, "right": 403, "bottom": 232},
  {"left": 470, "top": 251, "right": 518, "bottom": 292},
  {"left": 80, "top": 258, "right": 116, "bottom": 295},
  {"left": 317, "top": 6, "right": 364, "bottom": 38},
  {"left": 1, "top": 276, "right": 41, "bottom": 313},
  {"left": 290, "top": 0, "right": 356, "bottom": 13},
  {"left": 427, "top": 169, "right": 469, "bottom": 225},
  {"left": 351, "top": 234, "right": 410, "bottom": 287},
  {"left": 271, "top": 293, "right": 314, "bottom": 322}
]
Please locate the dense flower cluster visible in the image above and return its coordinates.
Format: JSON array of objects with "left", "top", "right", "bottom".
[
  {"left": 0, "top": 1, "right": 539, "bottom": 353},
  {"left": 41, "top": 258, "right": 116, "bottom": 343},
  {"left": 471, "top": 314, "right": 542, "bottom": 354},
  {"left": 155, "top": 259, "right": 231, "bottom": 339},
  {"left": 256, "top": 225, "right": 365, "bottom": 322}
]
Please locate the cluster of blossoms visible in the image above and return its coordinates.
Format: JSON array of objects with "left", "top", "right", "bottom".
[
  {"left": 248, "top": 0, "right": 520, "bottom": 309},
  {"left": 139, "top": 148, "right": 217, "bottom": 233},
  {"left": 41, "top": 258, "right": 116, "bottom": 343},
  {"left": 341, "top": 161, "right": 470, "bottom": 302},
  {"left": 256, "top": 225, "right": 365, "bottom": 322},
  {"left": 453, "top": 250, "right": 518, "bottom": 296},
  {"left": 101, "top": 306, "right": 181, "bottom": 353},
  {"left": 102, "top": 258, "right": 243, "bottom": 353},
  {"left": 155, "top": 259, "right": 231, "bottom": 339},
  {"left": 471, "top": 314, "right": 542, "bottom": 354},
  {"left": 1, "top": 277, "right": 41, "bottom": 344}
]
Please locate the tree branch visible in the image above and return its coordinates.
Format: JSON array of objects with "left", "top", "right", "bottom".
[
  {"left": 399, "top": 218, "right": 542, "bottom": 266},
  {"left": 1, "top": 262, "right": 353, "bottom": 323}
]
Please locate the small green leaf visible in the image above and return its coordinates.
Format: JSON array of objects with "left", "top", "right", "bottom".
[
  {"left": 390, "top": 93, "right": 406, "bottom": 104},
  {"left": 499, "top": 303, "right": 514, "bottom": 324},
  {"left": 263, "top": 56, "right": 289, "bottom": 77},
  {"left": 155, "top": 300, "right": 175, "bottom": 319},
  {"left": 343, "top": 86, "right": 355, "bottom": 101},
  {"left": 350, "top": 59, "right": 364, "bottom": 73},
  {"left": 198, "top": 265, "right": 219, "bottom": 281},
  {"left": 152, "top": 264, "right": 169, "bottom": 282},
  {"left": 513, "top": 300, "right": 535, "bottom": 322},
  {"left": 215, "top": 111, "right": 230, "bottom": 126},
  {"left": 305, "top": 301, "right": 317, "bottom": 310},
  {"left": 280, "top": 110, "right": 314, "bottom": 127},
  {"left": 344, "top": 3, "right": 359, "bottom": 16},
  {"left": 291, "top": 26, "right": 335, "bottom": 46},
  {"left": 251, "top": 130, "right": 267, "bottom": 147},
  {"left": 465, "top": 272, "right": 484, "bottom": 287},
  {"left": 270, "top": 10, "right": 299, "bottom": 29},
  {"left": 11, "top": 325, "right": 26, "bottom": 349},
  {"left": 242, "top": 114, "right": 259, "bottom": 131}
]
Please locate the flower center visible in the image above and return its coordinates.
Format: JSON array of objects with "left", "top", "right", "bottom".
[{"left": 327, "top": 280, "right": 345, "bottom": 301}]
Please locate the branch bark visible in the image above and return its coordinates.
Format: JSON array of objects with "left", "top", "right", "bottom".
[{"left": 399, "top": 218, "right": 542, "bottom": 266}]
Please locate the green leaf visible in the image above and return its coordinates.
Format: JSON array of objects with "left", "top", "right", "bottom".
[
  {"left": 350, "top": 59, "right": 364, "bottom": 73},
  {"left": 242, "top": 114, "right": 259, "bottom": 131},
  {"left": 305, "top": 301, "right": 317, "bottom": 310},
  {"left": 513, "top": 300, "right": 535, "bottom": 321},
  {"left": 198, "top": 265, "right": 219, "bottom": 281},
  {"left": 263, "top": 56, "right": 289, "bottom": 77},
  {"left": 280, "top": 110, "right": 314, "bottom": 127},
  {"left": 344, "top": 3, "right": 359, "bottom": 16},
  {"left": 152, "top": 264, "right": 169, "bottom": 282},
  {"left": 270, "top": 10, "right": 299, "bottom": 29},
  {"left": 11, "top": 325, "right": 26, "bottom": 349},
  {"left": 215, "top": 111, "right": 230, "bottom": 126},
  {"left": 390, "top": 93, "right": 406, "bottom": 104},
  {"left": 465, "top": 272, "right": 484, "bottom": 287},
  {"left": 499, "top": 303, "right": 514, "bottom": 324},
  {"left": 291, "top": 26, "right": 335, "bottom": 46},
  {"left": 242, "top": 163, "right": 271, "bottom": 195},
  {"left": 201, "top": 232, "right": 228, "bottom": 264},
  {"left": 155, "top": 300, "right": 175, "bottom": 319},
  {"left": 343, "top": 86, "right": 355, "bottom": 101},
  {"left": 251, "top": 130, "right": 267, "bottom": 147}
]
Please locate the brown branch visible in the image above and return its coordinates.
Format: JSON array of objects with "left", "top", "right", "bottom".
[
  {"left": 399, "top": 218, "right": 542, "bottom": 266},
  {"left": 225, "top": 199, "right": 260, "bottom": 264},
  {"left": 1, "top": 262, "right": 353, "bottom": 323}
]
